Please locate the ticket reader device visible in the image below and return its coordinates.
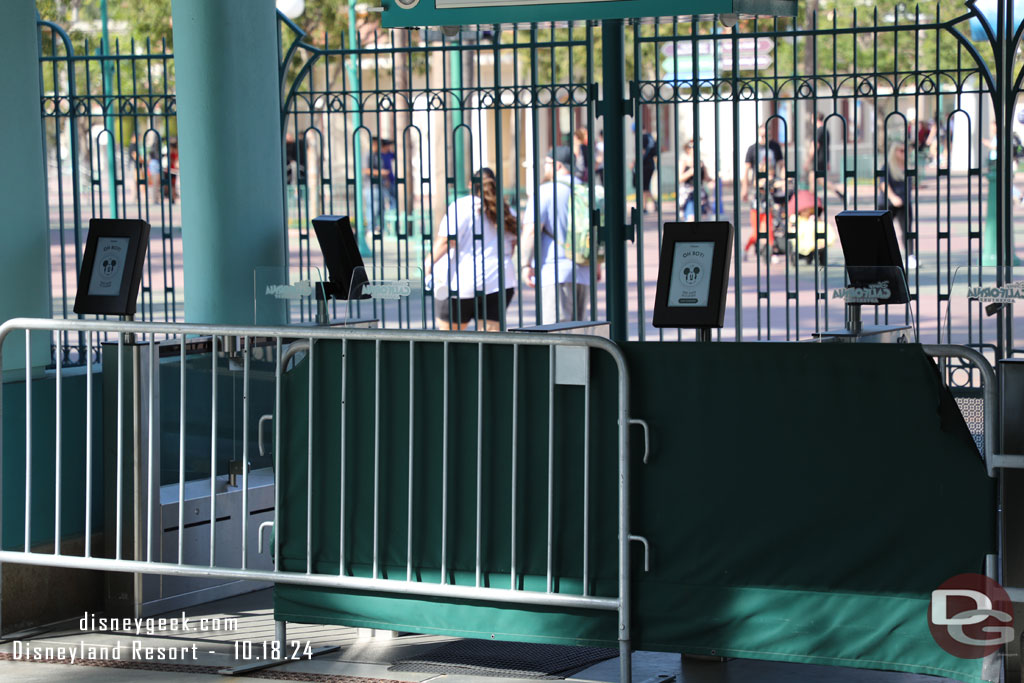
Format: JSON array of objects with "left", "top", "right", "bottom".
[
  {"left": 653, "top": 221, "right": 734, "bottom": 341},
  {"left": 311, "top": 215, "right": 370, "bottom": 323},
  {"left": 813, "top": 210, "right": 912, "bottom": 343},
  {"left": 73, "top": 218, "right": 150, "bottom": 317}
]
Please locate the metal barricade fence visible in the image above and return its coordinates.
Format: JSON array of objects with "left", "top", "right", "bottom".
[{"left": 0, "top": 317, "right": 642, "bottom": 680}]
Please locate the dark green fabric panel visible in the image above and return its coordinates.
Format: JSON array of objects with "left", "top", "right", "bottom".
[
  {"left": 274, "top": 582, "right": 617, "bottom": 647},
  {"left": 275, "top": 341, "right": 993, "bottom": 683},
  {"left": 2, "top": 370, "right": 103, "bottom": 550},
  {"left": 622, "top": 342, "right": 992, "bottom": 683},
  {"left": 632, "top": 585, "right": 985, "bottom": 682},
  {"left": 277, "top": 338, "right": 621, "bottom": 641}
]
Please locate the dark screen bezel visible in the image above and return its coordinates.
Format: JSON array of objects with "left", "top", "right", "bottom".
[
  {"left": 653, "top": 221, "right": 734, "bottom": 328},
  {"left": 73, "top": 218, "right": 150, "bottom": 316}
]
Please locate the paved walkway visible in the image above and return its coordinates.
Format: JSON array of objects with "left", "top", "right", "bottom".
[{"left": 0, "top": 588, "right": 959, "bottom": 683}]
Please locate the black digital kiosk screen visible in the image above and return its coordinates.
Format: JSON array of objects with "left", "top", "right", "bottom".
[
  {"left": 311, "top": 215, "right": 368, "bottom": 299},
  {"left": 653, "top": 221, "right": 733, "bottom": 328},
  {"left": 835, "top": 210, "right": 910, "bottom": 305},
  {"left": 74, "top": 218, "right": 150, "bottom": 316}
]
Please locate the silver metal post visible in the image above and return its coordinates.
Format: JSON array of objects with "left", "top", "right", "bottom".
[
  {"left": 54, "top": 340, "right": 62, "bottom": 555},
  {"left": 209, "top": 334, "right": 218, "bottom": 567},
  {"left": 85, "top": 331, "right": 94, "bottom": 557},
  {"left": 178, "top": 335, "right": 186, "bottom": 563},
  {"left": 133, "top": 335, "right": 144, "bottom": 617},
  {"left": 511, "top": 343, "right": 518, "bottom": 590},
  {"left": 476, "top": 342, "right": 483, "bottom": 588},
  {"left": 241, "top": 336, "right": 250, "bottom": 569},
  {"left": 306, "top": 337, "right": 314, "bottom": 575},
  {"left": 274, "top": 620, "right": 286, "bottom": 652},
  {"left": 407, "top": 340, "right": 415, "bottom": 582},
  {"left": 339, "top": 339, "right": 347, "bottom": 575},
  {"left": 24, "top": 332, "right": 32, "bottom": 553},
  {"left": 583, "top": 364, "right": 591, "bottom": 596},
  {"left": 441, "top": 340, "right": 449, "bottom": 584},
  {"left": 274, "top": 337, "right": 282, "bottom": 571},
  {"left": 547, "top": 345, "right": 554, "bottom": 593},
  {"left": 373, "top": 339, "right": 381, "bottom": 579},
  {"left": 146, "top": 338, "right": 155, "bottom": 563},
  {"left": 845, "top": 304, "right": 862, "bottom": 335},
  {"left": 115, "top": 332, "right": 123, "bottom": 560}
]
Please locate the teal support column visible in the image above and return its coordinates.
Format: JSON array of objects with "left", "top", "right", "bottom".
[
  {"left": 171, "top": 0, "right": 286, "bottom": 325},
  {"left": 0, "top": 0, "right": 53, "bottom": 372},
  {"left": 600, "top": 19, "right": 628, "bottom": 342}
]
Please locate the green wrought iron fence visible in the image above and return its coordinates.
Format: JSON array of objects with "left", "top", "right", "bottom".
[
  {"left": 36, "top": 5, "right": 1022, "bottom": 360},
  {"left": 279, "top": 4, "right": 1022, "bottom": 358},
  {"left": 279, "top": 17, "right": 602, "bottom": 330},
  {"left": 38, "top": 19, "right": 181, "bottom": 363},
  {"left": 630, "top": 6, "right": 1023, "bottom": 356}
]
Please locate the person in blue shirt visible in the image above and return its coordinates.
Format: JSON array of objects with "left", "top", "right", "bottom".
[{"left": 520, "top": 146, "right": 594, "bottom": 324}]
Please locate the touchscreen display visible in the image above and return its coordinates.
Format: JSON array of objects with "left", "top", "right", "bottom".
[
  {"left": 87, "top": 236, "right": 130, "bottom": 296},
  {"left": 667, "top": 241, "right": 714, "bottom": 307}
]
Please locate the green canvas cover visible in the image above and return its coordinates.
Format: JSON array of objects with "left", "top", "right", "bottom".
[{"left": 274, "top": 341, "right": 994, "bottom": 683}]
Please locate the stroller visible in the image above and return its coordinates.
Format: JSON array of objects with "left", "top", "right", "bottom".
[{"left": 784, "top": 189, "right": 836, "bottom": 265}]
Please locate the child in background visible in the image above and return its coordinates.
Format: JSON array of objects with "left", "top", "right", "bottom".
[{"left": 787, "top": 190, "right": 835, "bottom": 263}]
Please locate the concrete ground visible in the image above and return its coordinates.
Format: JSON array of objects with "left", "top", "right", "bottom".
[{"left": 0, "top": 588, "right": 960, "bottom": 683}]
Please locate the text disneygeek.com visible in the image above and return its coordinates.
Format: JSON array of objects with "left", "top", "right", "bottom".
[{"left": 7, "top": 611, "right": 313, "bottom": 664}]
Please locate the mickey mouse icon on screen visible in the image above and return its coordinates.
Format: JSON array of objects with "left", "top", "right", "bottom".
[
  {"left": 681, "top": 262, "right": 702, "bottom": 286},
  {"left": 102, "top": 259, "right": 118, "bottom": 276}
]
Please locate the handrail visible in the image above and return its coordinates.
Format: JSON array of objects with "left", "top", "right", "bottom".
[{"left": 922, "top": 344, "right": 998, "bottom": 476}]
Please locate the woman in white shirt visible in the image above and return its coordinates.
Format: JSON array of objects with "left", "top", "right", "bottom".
[{"left": 428, "top": 168, "right": 517, "bottom": 330}]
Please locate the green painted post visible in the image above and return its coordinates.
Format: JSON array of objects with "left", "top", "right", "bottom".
[
  {"left": 451, "top": 39, "right": 465, "bottom": 194},
  {"left": 600, "top": 19, "right": 627, "bottom": 341},
  {"left": 171, "top": 0, "right": 286, "bottom": 325},
  {"left": 349, "top": 2, "right": 370, "bottom": 256},
  {"left": 0, "top": 0, "right": 52, "bottom": 371},
  {"left": 101, "top": 0, "right": 117, "bottom": 219}
]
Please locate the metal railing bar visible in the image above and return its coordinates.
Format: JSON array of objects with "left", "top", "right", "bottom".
[
  {"left": 0, "top": 319, "right": 628, "bottom": 361},
  {"left": 0, "top": 549, "right": 621, "bottom": 611}
]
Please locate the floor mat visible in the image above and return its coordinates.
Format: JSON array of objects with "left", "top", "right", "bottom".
[{"left": 387, "top": 639, "right": 617, "bottom": 679}]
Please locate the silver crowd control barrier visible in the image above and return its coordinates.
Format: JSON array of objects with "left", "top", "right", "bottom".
[{"left": 0, "top": 318, "right": 644, "bottom": 683}]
